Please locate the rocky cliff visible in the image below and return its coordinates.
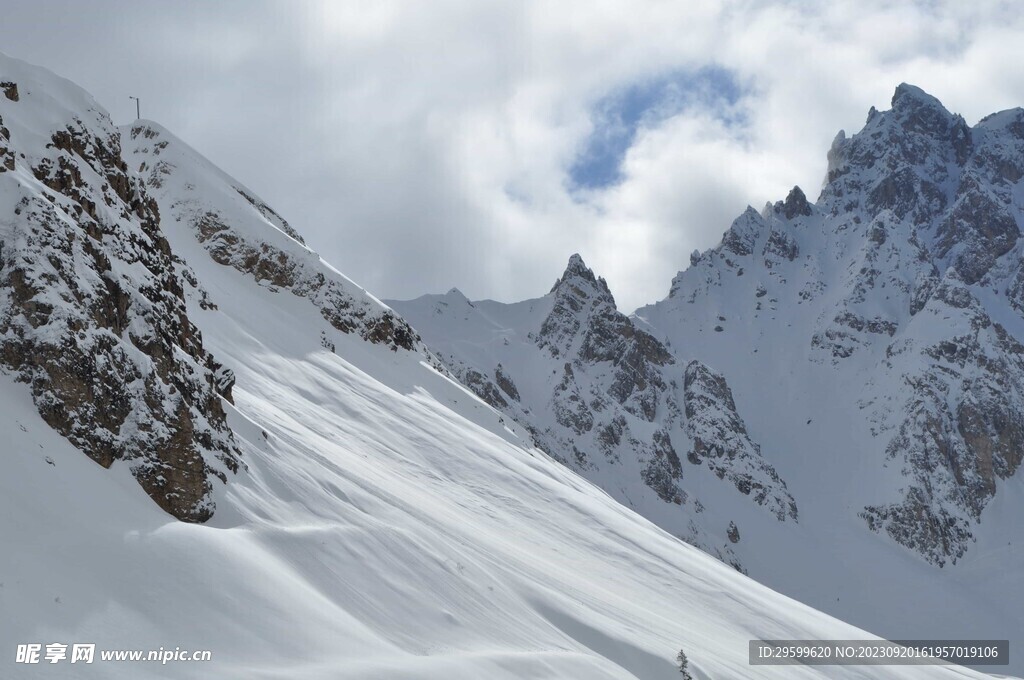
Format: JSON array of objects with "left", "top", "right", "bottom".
[{"left": 0, "top": 56, "right": 238, "bottom": 521}]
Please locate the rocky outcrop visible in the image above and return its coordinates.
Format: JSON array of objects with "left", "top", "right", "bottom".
[
  {"left": 0, "top": 114, "right": 14, "bottom": 172},
  {"left": 683, "top": 361, "right": 797, "bottom": 522},
  {"left": 550, "top": 362, "right": 594, "bottom": 437},
  {"left": 720, "top": 207, "right": 764, "bottom": 258},
  {"left": 727, "top": 521, "right": 740, "bottom": 543},
  {"left": 493, "top": 364, "right": 520, "bottom": 402},
  {"left": 822, "top": 83, "right": 1018, "bottom": 288},
  {"left": 762, "top": 227, "right": 800, "bottom": 265},
  {"left": 780, "top": 185, "right": 812, "bottom": 219},
  {"left": 0, "top": 78, "right": 238, "bottom": 521},
  {"left": 862, "top": 276, "right": 1024, "bottom": 565},
  {"left": 460, "top": 366, "right": 510, "bottom": 410},
  {"left": 534, "top": 256, "right": 679, "bottom": 477},
  {"left": 234, "top": 187, "right": 305, "bottom": 245},
  {"left": 641, "top": 428, "right": 684, "bottom": 504},
  {"left": 539, "top": 254, "right": 672, "bottom": 421},
  {"left": 933, "top": 173, "right": 1018, "bottom": 285}
]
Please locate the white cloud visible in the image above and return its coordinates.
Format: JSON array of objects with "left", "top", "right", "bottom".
[{"left": 2, "top": 0, "right": 1023, "bottom": 311}]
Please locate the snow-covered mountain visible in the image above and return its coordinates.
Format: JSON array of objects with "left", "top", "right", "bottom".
[
  {"left": 5, "top": 52, "right": 1004, "bottom": 679},
  {"left": 639, "top": 83, "right": 1024, "bottom": 566},
  {"left": 390, "top": 255, "right": 797, "bottom": 572},
  {"left": 393, "top": 84, "right": 1024, "bottom": 673}
]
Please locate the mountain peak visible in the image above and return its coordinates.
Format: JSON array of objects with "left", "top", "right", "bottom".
[
  {"left": 781, "top": 185, "right": 812, "bottom": 219},
  {"left": 565, "top": 252, "right": 591, "bottom": 277},
  {"left": 885, "top": 83, "right": 957, "bottom": 138},
  {"left": 822, "top": 82, "right": 973, "bottom": 206},
  {"left": 551, "top": 253, "right": 600, "bottom": 292},
  {"left": 443, "top": 287, "right": 473, "bottom": 306},
  {"left": 891, "top": 83, "right": 945, "bottom": 111}
]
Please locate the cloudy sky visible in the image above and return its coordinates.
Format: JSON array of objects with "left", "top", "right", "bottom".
[{"left": 3, "top": 1, "right": 1024, "bottom": 311}]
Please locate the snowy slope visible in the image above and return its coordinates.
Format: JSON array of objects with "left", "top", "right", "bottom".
[
  {"left": 0, "top": 308, "right": 999, "bottom": 680},
  {"left": 1, "top": 52, "right": 1011, "bottom": 679}
]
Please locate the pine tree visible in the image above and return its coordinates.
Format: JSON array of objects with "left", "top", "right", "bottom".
[{"left": 676, "top": 648, "right": 692, "bottom": 679}]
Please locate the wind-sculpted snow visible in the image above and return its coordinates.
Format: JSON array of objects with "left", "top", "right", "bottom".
[{"left": 0, "top": 53, "right": 238, "bottom": 521}]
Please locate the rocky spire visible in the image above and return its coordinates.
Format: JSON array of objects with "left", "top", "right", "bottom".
[
  {"left": 540, "top": 255, "right": 617, "bottom": 356},
  {"left": 781, "top": 185, "right": 812, "bottom": 219},
  {"left": 539, "top": 254, "right": 673, "bottom": 421},
  {"left": 550, "top": 253, "right": 612, "bottom": 299},
  {"left": 819, "top": 82, "right": 973, "bottom": 224}
]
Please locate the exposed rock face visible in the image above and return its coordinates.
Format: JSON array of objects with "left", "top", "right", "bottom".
[
  {"left": 533, "top": 256, "right": 687, "bottom": 497},
  {"left": 124, "top": 123, "right": 420, "bottom": 353},
  {"left": 763, "top": 227, "right": 800, "bottom": 264},
  {"left": 493, "top": 364, "right": 520, "bottom": 402},
  {"left": 486, "top": 256, "right": 693, "bottom": 504},
  {"left": 727, "top": 521, "right": 740, "bottom": 544},
  {"left": 781, "top": 185, "right": 812, "bottom": 219},
  {"left": 643, "top": 427, "right": 683, "bottom": 505},
  {"left": 550, "top": 361, "right": 595, "bottom": 439},
  {"left": 459, "top": 365, "right": 510, "bottom": 410},
  {"left": 0, "top": 112, "right": 14, "bottom": 173},
  {"left": 862, "top": 275, "right": 1024, "bottom": 565},
  {"left": 820, "top": 87, "right": 1024, "bottom": 563},
  {"left": 234, "top": 187, "right": 306, "bottom": 245},
  {"left": 720, "top": 207, "right": 763, "bottom": 258},
  {"left": 0, "top": 71, "right": 238, "bottom": 521},
  {"left": 822, "top": 84, "right": 1011, "bottom": 287},
  {"left": 538, "top": 254, "right": 673, "bottom": 422},
  {"left": 683, "top": 361, "right": 797, "bottom": 521}
]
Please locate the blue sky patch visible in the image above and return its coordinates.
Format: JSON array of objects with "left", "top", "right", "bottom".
[{"left": 568, "top": 66, "right": 747, "bottom": 192}]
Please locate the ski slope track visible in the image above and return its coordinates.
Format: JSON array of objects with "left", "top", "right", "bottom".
[{"left": 0, "top": 53, "right": 1016, "bottom": 679}]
